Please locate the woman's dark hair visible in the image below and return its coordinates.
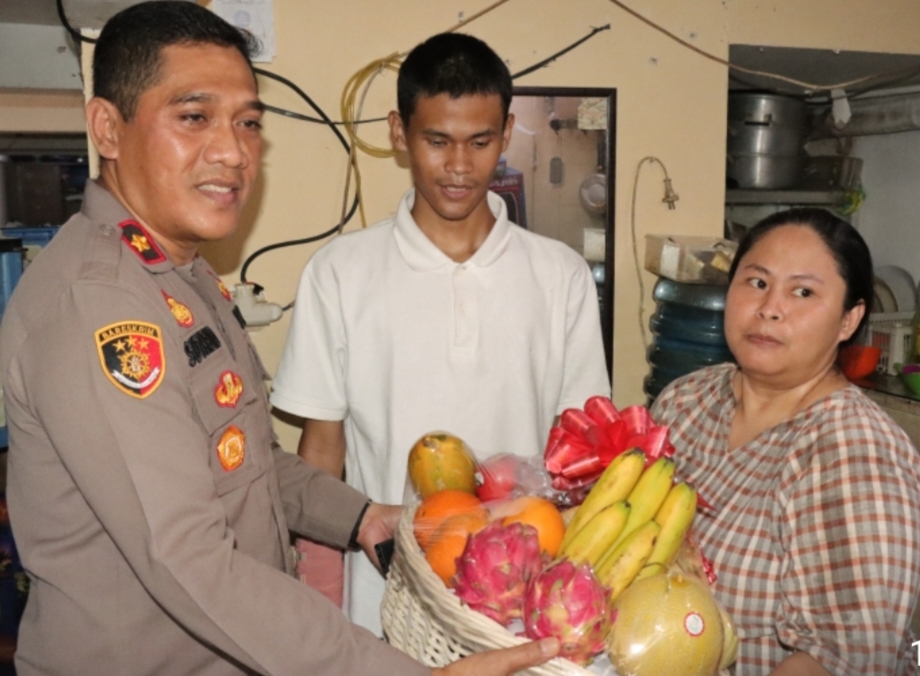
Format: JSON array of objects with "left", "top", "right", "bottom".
[
  {"left": 93, "top": 1, "right": 260, "bottom": 121},
  {"left": 397, "top": 32, "right": 512, "bottom": 127},
  {"left": 728, "top": 207, "right": 874, "bottom": 345}
]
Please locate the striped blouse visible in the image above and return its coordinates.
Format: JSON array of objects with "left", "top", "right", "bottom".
[{"left": 651, "top": 363, "right": 920, "bottom": 675}]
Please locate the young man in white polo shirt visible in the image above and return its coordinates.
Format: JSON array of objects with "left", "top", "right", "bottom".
[{"left": 270, "top": 33, "right": 610, "bottom": 636}]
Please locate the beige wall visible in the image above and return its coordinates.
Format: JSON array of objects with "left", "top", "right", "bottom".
[
  {"left": 18, "top": 0, "right": 916, "bottom": 450},
  {"left": 193, "top": 0, "right": 920, "bottom": 450}
]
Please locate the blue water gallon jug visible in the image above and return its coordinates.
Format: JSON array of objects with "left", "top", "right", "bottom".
[{"left": 644, "top": 277, "right": 734, "bottom": 401}]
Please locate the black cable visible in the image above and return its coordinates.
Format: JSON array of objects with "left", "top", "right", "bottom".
[
  {"left": 57, "top": 0, "right": 95, "bottom": 44},
  {"left": 512, "top": 24, "right": 610, "bottom": 79}
]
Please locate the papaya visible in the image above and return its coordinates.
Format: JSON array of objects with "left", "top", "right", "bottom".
[{"left": 407, "top": 432, "right": 478, "bottom": 498}]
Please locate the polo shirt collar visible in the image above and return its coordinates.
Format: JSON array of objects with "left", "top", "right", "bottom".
[{"left": 393, "top": 189, "right": 512, "bottom": 271}]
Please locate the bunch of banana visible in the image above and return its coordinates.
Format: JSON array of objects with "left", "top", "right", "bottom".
[{"left": 558, "top": 451, "right": 699, "bottom": 602}]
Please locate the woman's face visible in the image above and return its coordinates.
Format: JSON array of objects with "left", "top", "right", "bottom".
[{"left": 724, "top": 224, "right": 864, "bottom": 386}]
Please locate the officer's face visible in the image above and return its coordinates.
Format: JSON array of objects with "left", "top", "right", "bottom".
[{"left": 96, "top": 43, "right": 263, "bottom": 264}]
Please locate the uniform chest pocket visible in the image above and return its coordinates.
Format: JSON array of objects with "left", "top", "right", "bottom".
[{"left": 188, "top": 351, "right": 265, "bottom": 495}]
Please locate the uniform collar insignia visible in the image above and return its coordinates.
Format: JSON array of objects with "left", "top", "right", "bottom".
[{"left": 118, "top": 220, "right": 168, "bottom": 266}]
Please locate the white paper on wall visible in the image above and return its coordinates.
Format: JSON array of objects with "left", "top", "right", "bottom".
[{"left": 211, "top": 0, "right": 276, "bottom": 63}]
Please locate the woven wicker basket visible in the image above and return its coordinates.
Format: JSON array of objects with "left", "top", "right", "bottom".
[{"left": 381, "top": 505, "right": 598, "bottom": 676}]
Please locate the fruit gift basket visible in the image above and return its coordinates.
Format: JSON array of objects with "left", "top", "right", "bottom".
[
  {"left": 381, "top": 397, "right": 737, "bottom": 676},
  {"left": 382, "top": 504, "right": 596, "bottom": 676}
]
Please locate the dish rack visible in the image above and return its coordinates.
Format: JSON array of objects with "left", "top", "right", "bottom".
[
  {"left": 867, "top": 312, "right": 914, "bottom": 374},
  {"left": 381, "top": 505, "right": 597, "bottom": 676}
]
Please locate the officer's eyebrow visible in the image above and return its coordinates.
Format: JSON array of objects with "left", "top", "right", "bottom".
[{"left": 169, "top": 92, "right": 265, "bottom": 112}]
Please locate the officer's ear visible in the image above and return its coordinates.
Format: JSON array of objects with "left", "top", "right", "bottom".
[{"left": 86, "top": 97, "right": 124, "bottom": 161}]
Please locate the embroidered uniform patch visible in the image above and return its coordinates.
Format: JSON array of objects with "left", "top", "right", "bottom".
[
  {"left": 118, "top": 220, "right": 167, "bottom": 265},
  {"left": 162, "top": 291, "right": 194, "bottom": 328},
  {"left": 214, "top": 371, "right": 243, "bottom": 408},
  {"left": 184, "top": 327, "right": 221, "bottom": 367},
  {"left": 207, "top": 271, "right": 232, "bottom": 301},
  {"left": 217, "top": 425, "right": 245, "bottom": 471},
  {"left": 96, "top": 321, "right": 166, "bottom": 399}
]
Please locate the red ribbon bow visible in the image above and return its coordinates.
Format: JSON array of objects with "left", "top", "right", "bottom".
[{"left": 544, "top": 396, "right": 675, "bottom": 492}]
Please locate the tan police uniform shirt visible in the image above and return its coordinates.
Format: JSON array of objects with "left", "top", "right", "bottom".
[{"left": 0, "top": 181, "right": 428, "bottom": 676}]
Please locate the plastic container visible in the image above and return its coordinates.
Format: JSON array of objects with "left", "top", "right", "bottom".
[
  {"left": 644, "top": 278, "right": 735, "bottom": 401},
  {"left": 645, "top": 235, "right": 737, "bottom": 285},
  {"left": 867, "top": 312, "right": 913, "bottom": 375},
  {"left": 837, "top": 344, "right": 882, "bottom": 380}
]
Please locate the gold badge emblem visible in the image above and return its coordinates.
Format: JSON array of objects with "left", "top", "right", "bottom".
[
  {"left": 217, "top": 425, "right": 245, "bottom": 471},
  {"left": 162, "top": 292, "right": 194, "bottom": 328},
  {"left": 214, "top": 371, "right": 244, "bottom": 408},
  {"left": 96, "top": 321, "right": 166, "bottom": 399}
]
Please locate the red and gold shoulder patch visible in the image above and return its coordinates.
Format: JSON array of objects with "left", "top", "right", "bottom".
[
  {"left": 161, "top": 291, "right": 194, "bottom": 328},
  {"left": 96, "top": 321, "right": 166, "bottom": 399},
  {"left": 118, "top": 220, "right": 167, "bottom": 265},
  {"left": 217, "top": 425, "right": 245, "bottom": 471},
  {"left": 214, "top": 371, "right": 243, "bottom": 408},
  {"left": 207, "top": 270, "right": 233, "bottom": 302}
]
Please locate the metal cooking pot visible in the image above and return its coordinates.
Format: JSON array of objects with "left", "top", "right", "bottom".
[{"left": 726, "top": 93, "right": 808, "bottom": 189}]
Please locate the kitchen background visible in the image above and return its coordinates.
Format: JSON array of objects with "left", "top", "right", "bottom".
[{"left": 3, "top": 0, "right": 920, "bottom": 457}]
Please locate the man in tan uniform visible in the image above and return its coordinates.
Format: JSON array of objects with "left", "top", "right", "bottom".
[{"left": 0, "top": 3, "right": 557, "bottom": 675}]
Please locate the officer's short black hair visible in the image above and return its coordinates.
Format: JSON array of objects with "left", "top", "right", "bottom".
[
  {"left": 397, "top": 33, "right": 512, "bottom": 128},
  {"left": 93, "top": 1, "right": 259, "bottom": 121}
]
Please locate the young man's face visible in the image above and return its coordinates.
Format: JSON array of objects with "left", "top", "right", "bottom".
[
  {"left": 94, "top": 43, "right": 263, "bottom": 264},
  {"left": 390, "top": 93, "right": 512, "bottom": 231}
]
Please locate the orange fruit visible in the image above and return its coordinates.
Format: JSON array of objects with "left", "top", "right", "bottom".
[
  {"left": 424, "top": 512, "right": 489, "bottom": 586},
  {"left": 498, "top": 496, "right": 565, "bottom": 558},
  {"left": 407, "top": 432, "right": 478, "bottom": 498},
  {"left": 413, "top": 489, "right": 485, "bottom": 550}
]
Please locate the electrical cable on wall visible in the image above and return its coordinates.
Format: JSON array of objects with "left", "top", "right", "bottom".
[
  {"left": 606, "top": 0, "right": 920, "bottom": 95},
  {"left": 630, "top": 157, "right": 678, "bottom": 351}
]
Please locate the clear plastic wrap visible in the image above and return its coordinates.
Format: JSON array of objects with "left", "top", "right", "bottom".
[
  {"left": 522, "top": 559, "right": 612, "bottom": 666},
  {"left": 606, "top": 563, "right": 737, "bottom": 676}
]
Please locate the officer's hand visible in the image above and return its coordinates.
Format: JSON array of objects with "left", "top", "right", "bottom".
[
  {"left": 356, "top": 502, "right": 402, "bottom": 570},
  {"left": 432, "top": 638, "right": 559, "bottom": 676}
]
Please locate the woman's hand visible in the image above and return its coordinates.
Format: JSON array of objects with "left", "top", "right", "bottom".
[
  {"left": 355, "top": 502, "right": 403, "bottom": 571},
  {"left": 768, "top": 651, "right": 833, "bottom": 676},
  {"left": 432, "top": 638, "right": 560, "bottom": 676}
]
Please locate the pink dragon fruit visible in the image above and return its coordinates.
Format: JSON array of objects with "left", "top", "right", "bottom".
[
  {"left": 452, "top": 521, "right": 544, "bottom": 626},
  {"left": 523, "top": 559, "right": 612, "bottom": 665}
]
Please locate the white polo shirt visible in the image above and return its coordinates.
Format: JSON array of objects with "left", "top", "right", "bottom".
[{"left": 270, "top": 189, "right": 610, "bottom": 634}]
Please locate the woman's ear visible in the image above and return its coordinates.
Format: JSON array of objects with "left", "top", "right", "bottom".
[
  {"left": 839, "top": 300, "right": 866, "bottom": 343},
  {"left": 85, "top": 97, "right": 123, "bottom": 160}
]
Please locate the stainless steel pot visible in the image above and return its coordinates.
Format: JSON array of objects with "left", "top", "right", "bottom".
[{"left": 726, "top": 93, "right": 807, "bottom": 189}]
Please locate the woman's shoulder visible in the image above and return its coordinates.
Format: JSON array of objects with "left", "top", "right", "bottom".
[
  {"left": 818, "top": 384, "right": 916, "bottom": 448},
  {"left": 651, "top": 363, "right": 736, "bottom": 421}
]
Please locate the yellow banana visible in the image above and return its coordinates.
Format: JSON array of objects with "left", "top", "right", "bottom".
[
  {"left": 559, "top": 449, "right": 645, "bottom": 552},
  {"left": 559, "top": 499, "right": 630, "bottom": 567},
  {"left": 608, "top": 457, "right": 676, "bottom": 551},
  {"left": 633, "top": 562, "right": 667, "bottom": 581},
  {"left": 595, "top": 520, "right": 661, "bottom": 601},
  {"left": 646, "top": 481, "right": 697, "bottom": 567}
]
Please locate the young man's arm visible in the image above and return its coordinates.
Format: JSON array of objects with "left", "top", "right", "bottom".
[{"left": 298, "top": 418, "right": 346, "bottom": 479}]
